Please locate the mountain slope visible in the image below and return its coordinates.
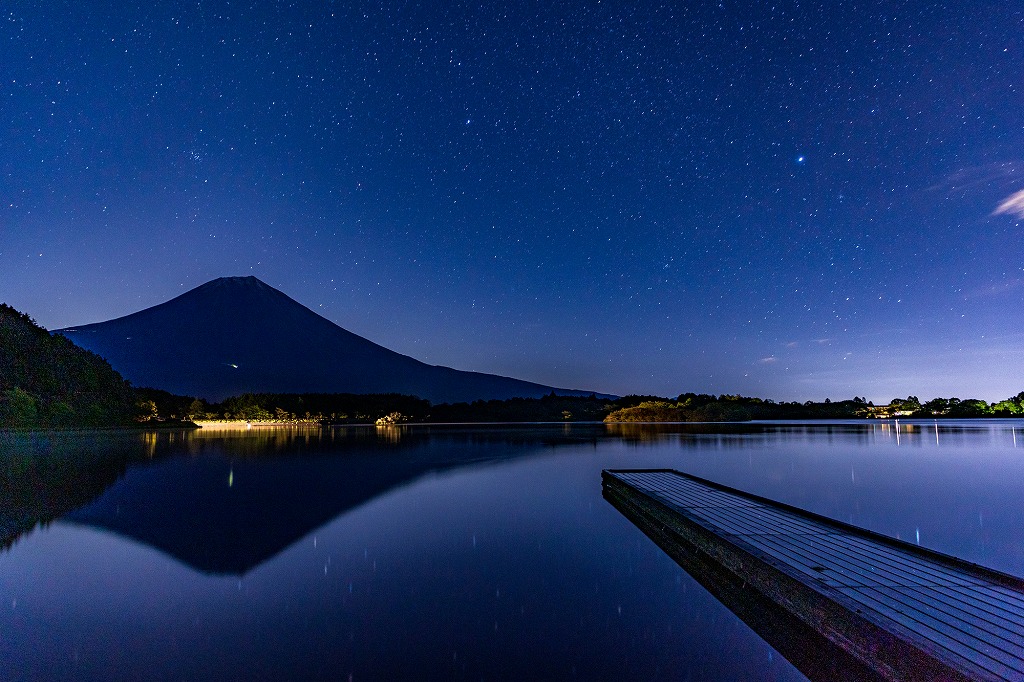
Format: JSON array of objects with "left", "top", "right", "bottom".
[
  {"left": 56, "top": 277, "right": 600, "bottom": 403},
  {"left": 0, "top": 303, "right": 136, "bottom": 427}
]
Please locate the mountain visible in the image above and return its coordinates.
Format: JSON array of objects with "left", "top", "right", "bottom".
[{"left": 55, "top": 276, "right": 602, "bottom": 403}]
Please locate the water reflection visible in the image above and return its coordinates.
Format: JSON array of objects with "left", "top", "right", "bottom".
[
  {"left": 1, "top": 424, "right": 606, "bottom": 563},
  {"left": 64, "top": 425, "right": 585, "bottom": 573},
  {"left": 3, "top": 421, "right": 1024, "bottom": 681},
  {"left": 607, "top": 418, "right": 1024, "bottom": 450},
  {"left": 4, "top": 421, "right": 1023, "bottom": 573},
  {"left": 56, "top": 424, "right": 610, "bottom": 574},
  {"left": 0, "top": 431, "right": 159, "bottom": 551}
]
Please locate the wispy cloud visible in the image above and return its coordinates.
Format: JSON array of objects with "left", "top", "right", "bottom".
[
  {"left": 928, "top": 162, "right": 1019, "bottom": 192},
  {"left": 759, "top": 356, "right": 778, "bottom": 364},
  {"left": 994, "top": 189, "right": 1024, "bottom": 219},
  {"left": 966, "top": 277, "right": 1024, "bottom": 299}
]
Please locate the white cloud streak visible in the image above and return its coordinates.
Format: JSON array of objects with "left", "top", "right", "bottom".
[{"left": 994, "top": 189, "right": 1024, "bottom": 219}]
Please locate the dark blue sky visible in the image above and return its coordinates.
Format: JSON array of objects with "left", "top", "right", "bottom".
[{"left": 3, "top": 1, "right": 1023, "bottom": 401}]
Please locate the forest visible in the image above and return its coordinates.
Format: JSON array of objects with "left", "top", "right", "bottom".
[{"left": 0, "top": 304, "right": 138, "bottom": 428}]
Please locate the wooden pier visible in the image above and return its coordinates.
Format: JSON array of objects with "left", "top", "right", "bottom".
[{"left": 603, "top": 469, "right": 1024, "bottom": 682}]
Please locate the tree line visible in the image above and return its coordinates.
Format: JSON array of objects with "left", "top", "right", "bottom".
[
  {"left": 602, "top": 393, "right": 1024, "bottom": 422},
  {"left": 134, "top": 388, "right": 611, "bottom": 424},
  {"left": 4, "top": 301, "right": 1024, "bottom": 428},
  {"left": 137, "top": 390, "right": 1024, "bottom": 425}
]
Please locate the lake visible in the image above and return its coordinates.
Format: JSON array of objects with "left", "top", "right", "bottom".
[{"left": 2, "top": 420, "right": 1023, "bottom": 681}]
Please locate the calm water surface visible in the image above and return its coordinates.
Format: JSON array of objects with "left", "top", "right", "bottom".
[{"left": 2, "top": 421, "right": 1023, "bottom": 681}]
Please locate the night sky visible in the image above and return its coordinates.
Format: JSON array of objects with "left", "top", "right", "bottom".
[{"left": 3, "top": 1, "right": 1023, "bottom": 401}]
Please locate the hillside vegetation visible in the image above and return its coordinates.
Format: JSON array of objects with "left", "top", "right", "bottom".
[{"left": 0, "top": 304, "right": 137, "bottom": 427}]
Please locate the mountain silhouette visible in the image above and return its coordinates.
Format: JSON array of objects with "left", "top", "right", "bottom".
[{"left": 56, "top": 276, "right": 601, "bottom": 402}]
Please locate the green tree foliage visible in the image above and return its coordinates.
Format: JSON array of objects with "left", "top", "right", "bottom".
[
  {"left": 605, "top": 401, "right": 684, "bottom": 422},
  {"left": 605, "top": 398, "right": 753, "bottom": 422},
  {"left": 604, "top": 394, "right": 899, "bottom": 422},
  {"left": 133, "top": 387, "right": 209, "bottom": 422},
  {"left": 946, "top": 399, "right": 990, "bottom": 417},
  {"left": 187, "top": 399, "right": 208, "bottom": 420},
  {"left": 214, "top": 393, "right": 432, "bottom": 423},
  {"left": 921, "top": 397, "right": 957, "bottom": 415},
  {"left": 0, "top": 388, "right": 38, "bottom": 427},
  {"left": 992, "top": 399, "right": 1023, "bottom": 415},
  {"left": 0, "top": 304, "right": 137, "bottom": 428},
  {"left": 136, "top": 400, "right": 159, "bottom": 422},
  {"left": 892, "top": 396, "right": 922, "bottom": 413}
]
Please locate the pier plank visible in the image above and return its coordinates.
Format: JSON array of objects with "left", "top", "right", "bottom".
[{"left": 603, "top": 469, "right": 1024, "bottom": 682}]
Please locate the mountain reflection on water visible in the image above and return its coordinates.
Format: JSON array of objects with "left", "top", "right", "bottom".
[
  {"left": 4, "top": 421, "right": 1024, "bottom": 575},
  {"left": 0, "top": 430, "right": 152, "bottom": 552},
  {"left": 3, "top": 421, "right": 1024, "bottom": 681},
  {"left": 1, "top": 425, "right": 604, "bottom": 572},
  {"left": 63, "top": 425, "right": 608, "bottom": 574}
]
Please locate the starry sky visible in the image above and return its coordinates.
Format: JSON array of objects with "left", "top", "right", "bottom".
[{"left": 3, "top": 1, "right": 1023, "bottom": 402}]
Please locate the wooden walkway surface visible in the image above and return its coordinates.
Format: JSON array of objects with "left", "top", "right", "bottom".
[{"left": 603, "top": 469, "right": 1024, "bottom": 682}]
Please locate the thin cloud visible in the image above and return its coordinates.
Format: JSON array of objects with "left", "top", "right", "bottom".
[
  {"left": 928, "top": 162, "right": 1019, "bottom": 192},
  {"left": 759, "top": 356, "right": 778, "bottom": 364},
  {"left": 994, "top": 189, "right": 1024, "bottom": 219},
  {"left": 966, "top": 278, "right": 1024, "bottom": 299}
]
